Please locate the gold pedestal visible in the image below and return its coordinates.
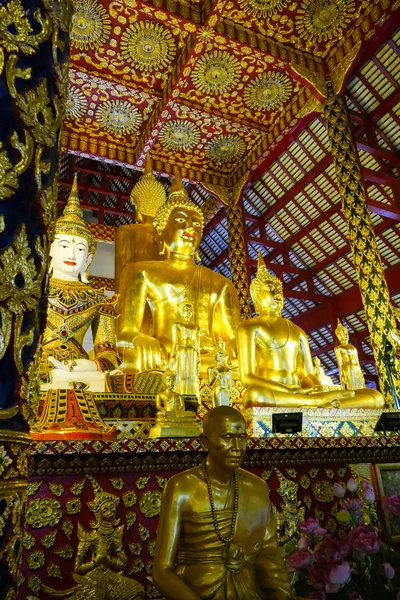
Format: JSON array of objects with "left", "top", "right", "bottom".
[{"left": 149, "top": 417, "right": 202, "bottom": 438}]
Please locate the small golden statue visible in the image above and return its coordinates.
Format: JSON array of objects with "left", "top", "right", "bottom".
[
  {"left": 207, "top": 340, "right": 233, "bottom": 407},
  {"left": 334, "top": 319, "right": 384, "bottom": 407},
  {"left": 149, "top": 370, "right": 201, "bottom": 438},
  {"left": 116, "top": 170, "right": 241, "bottom": 375},
  {"left": 115, "top": 154, "right": 167, "bottom": 294},
  {"left": 313, "top": 356, "right": 336, "bottom": 389},
  {"left": 153, "top": 405, "right": 292, "bottom": 599},
  {"left": 169, "top": 300, "right": 200, "bottom": 397},
  {"left": 272, "top": 469, "right": 305, "bottom": 556},
  {"left": 237, "top": 252, "right": 354, "bottom": 408},
  {"left": 42, "top": 476, "right": 144, "bottom": 600}
]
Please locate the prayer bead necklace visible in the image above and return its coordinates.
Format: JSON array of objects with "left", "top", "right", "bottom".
[{"left": 202, "top": 460, "right": 239, "bottom": 545}]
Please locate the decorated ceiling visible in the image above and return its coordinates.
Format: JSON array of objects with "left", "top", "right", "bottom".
[{"left": 63, "top": 0, "right": 398, "bottom": 185}]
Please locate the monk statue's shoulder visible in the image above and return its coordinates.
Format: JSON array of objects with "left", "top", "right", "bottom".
[
  {"left": 164, "top": 466, "right": 203, "bottom": 492},
  {"left": 237, "top": 468, "right": 270, "bottom": 498}
]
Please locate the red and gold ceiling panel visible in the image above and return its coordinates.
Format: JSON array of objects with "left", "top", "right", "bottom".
[
  {"left": 147, "top": 101, "right": 264, "bottom": 181},
  {"left": 69, "top": 0, "right": 198, "bottom": 93},
  {"left": 61, "top": 69, "right": 158, "bottom": 164},
  {"left": 220, "top": 0, "right": 380, "bottom": 58}
]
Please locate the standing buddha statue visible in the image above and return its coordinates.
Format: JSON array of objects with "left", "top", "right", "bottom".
[
  {"left": 207, "top": 340, "right": 233, "bottom": 407},
  {"left": 31, "top": 175, "right": 120, "bottom": 439},
  {"left": 116, "top": 170, "right": 241, "bottom": 375},
  {"left": 169, "top": 300, "right": 200, "bottom": 397},
  {"left": 42, "top": 476, "right": 144, "bottom": 599}
]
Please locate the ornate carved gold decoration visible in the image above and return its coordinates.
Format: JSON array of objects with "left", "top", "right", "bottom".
[
  {"left": 238, "top": 0, "right": 290, "bottom": 18},
  {"left": 122, "top": 490, "right": 137, "bottom": 507},
  {"left": 295, "top": 0, "right": 356, "bottom": 46},
  {"left": 313, "top": 480, "right": 335, "bottom": 503},
  {"left": 297, "top": 94, "right": 323, "bottom": 118},
  {"left": 28, "top": 550, "right": 45, "bottom": 570},
  {"left": 139, "top": 490, "right": 162, "bottom": 517},
  {"left": 192, "top": 51, "right": 241, "bottom": 95},
  {"left": 70, "top": 480, "right": 85, "bottom": 495},
  {"left": 96, "top": 100, "right": 142, "bottom": 136},
  {"left": 0, "top": 142, "right": 19, "bottom": 201},
  {"left": 71, "top": 0, "right": 111, "bottom": 50},
  {"left": 330, "top": 40, "right": 362, "bottom": 95},
  {"left": 54, "top": 546, "right": 74, "bottom": 559},
  {"left": 291, "top": 62, "right": 327, "bottom": 99},
  {"left": 66, "top": 85, "right": 88, "bottom": 120},
  {"left": 244, "top": 71, "right": 292, "bottom": 111},
  {"left": 61, "top": 521, "right": 74, "bottom": 539},
  {"left": 273, "top": 469, "right": 305, "bottom": 554},
  {"left": 26, "top": 499, "right": 62, "bottom": 528},
  {"left": 226, "top": 198, "right": 252, "bottom": 319},
  {"left": 110, "top": 478, "right": 124, "bottom": 490},
  {"left": 66, "top": 497, "right": 82, "bottom": 514},
  {"left": 120, "top": 20, "right": 176, "bottom": 72},
  {"left": 48, "top": 483, "right": 64, "bottom": 497},
  {"left": 323, "top": 86, "right": 399, "bottom": 405},
  {"left": 160, "top": 120, "right": 200, "bottom": 150},
  {"left": 207, "top": 134, "right": 245, "bottom": 163},
  {"left": 42, "top": 530, "right": 57, "bottom": 548},
  {"left": 136, "top": 476, "right": 150, "bottom": 490}
]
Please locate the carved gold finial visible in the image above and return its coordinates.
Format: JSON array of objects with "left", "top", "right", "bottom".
[
  {"left": 130, "top": 154, "right": 167, "bottom": 219},
  {"left": 86, "top": 475, "right": 119, "bottom": 513},
  {"left": 55, "top": 174, "right": 96, "bottom": 255},
  {"left": 335, "top": 319, "right": 349, "bottom": 343}
]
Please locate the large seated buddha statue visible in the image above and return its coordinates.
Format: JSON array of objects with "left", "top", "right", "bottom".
[
  {"left": 116, "top": 171, "right": 241, "bottom": 375},
  {"left": 115, "top": 154, "right": 167, "bottom": 294},
  {"left": 237, "top": 253, "right": 383, "bottom": 409}
]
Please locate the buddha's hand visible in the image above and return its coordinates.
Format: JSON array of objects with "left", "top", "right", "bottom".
[
  {"left": 48, "top": 357, "right": 98, "bottom": 372},
  {"left": 133, "top": 333, "right": 163, "bottom": 370},
  {"left": 94, "top": 554, "right": 109, "bottom": 568}
]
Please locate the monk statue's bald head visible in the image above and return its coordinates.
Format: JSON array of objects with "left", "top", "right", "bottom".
[{"left": 203, "top": 406, "right": 246, "bottom": 437}]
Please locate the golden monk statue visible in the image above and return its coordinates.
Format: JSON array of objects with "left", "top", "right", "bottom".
[
  {"left": 237, "top": 253, "right": 366, "bottom": 408},
  {"left": 116, "top": 171, "right": 241, "bottom": 374},
  {"left": 43, "top": 476, "right": 144, "bottom": 599},
  {"left": 115, "top": 154, "right": 166, "bottom": 294},
  {"left": 208, "top": 340, "right": 233, "bottom": 407},
  {"left": 31, "top": 176, "right": 119, "bottom": 440},
  {"left": 149, "top": 369, "right": 201, "bottom": 438},
  {"left": 334, "top": 319, "right": 384, "bottom": 406},
  {"left": 169, "top": 300, "right": 200, "bottom": 397},
  {"left": 153, "top": 405, "right": 292, "bottom": 600}
]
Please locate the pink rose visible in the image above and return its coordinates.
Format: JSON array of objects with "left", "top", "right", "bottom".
[
  {"left": 287, "top": 548, "right": 313, "bottom": 571},
  {"left": 314, "top": 539, "right": 349, "bottom": 567},
  {"left": 299, "top": 517, "right": 321, "bottom": 535},
  {"left": 348, "top": 524, "right": 380, "bottom": 554},
  {"left": 382, "top": 562, "right": 395, "bottom": 580},
  {"left": 328, "top": 561, "right": 351, "bottom": 585},
  {"left": 347, "top": 478, "right": 358, "bottom": 492},
  {"left": 298, "top": 536, "right": 309, "bottom": 549},
  {"left": 383, "top": 495, "right": 400, "bottom": 517},
  {"left": 333, "top": 483, "right": 346, "bottom": 498}
]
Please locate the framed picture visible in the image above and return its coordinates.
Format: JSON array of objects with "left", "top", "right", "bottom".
[{"left": 375, "top": 463, "right": 400, "bottom": 542}]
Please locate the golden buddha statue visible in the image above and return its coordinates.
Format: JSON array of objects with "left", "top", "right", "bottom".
[
  {"left": 116, "top": 171, "right": 241, "bottom": 375},
  {"left": 43, "top": 476, "right": 144, "bottom": 599},
  {"left": 334, "top": 319, "right": 384, "bottom": 406},
  {"left": 153, "top": 405, "right": 291, "bottom": 599},
  {"left": 149, "top": 369, "right": 201, "bottom": 438},
  {"left": 237, "top": 253, "right": 358, "bottom": 408},
  {"left": 208, "top": 340, "right": 233, "bottom": 407},
  {"left": 313, "top": 356, "right": 336, "bottom": 389},
  {"left": 31, "top": 176, "right": 119, "bottom": 439},
  {"left": 115, "top": 154, "right": 167, "bottom": 294},
  {"left": 169, "top": 300, "right": 200, "bottom": 397}
]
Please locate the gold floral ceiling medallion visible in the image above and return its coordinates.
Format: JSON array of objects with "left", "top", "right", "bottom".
[
  {"left": 96, "top": 100, "right": 143, "bottom": 135},
  {"left": 238, "top": 0, "right": 289, "bottom": 19},
  {"left": 120, "top": 21, "right": 177, "bottom": 72},
  {"left": 192, "top": 51, "right": 241, "bottom": 95},
  {"left": 71, "top": 0, "right": 111, "bottom": 50},
  {"left": 66, "top": 86, "right": 88, "bottom": 120},
  {"left": 160, "top": 120, "right": 200, "bottom": 150},
  {"left": 207, "top": 135, "right": 245, "bottom": 163},
  {"left": 296, "top": 0, "right": 356, "bottom": 44},
  {"left": 244, "top": 71, "right": 292, "bottom": 111}
]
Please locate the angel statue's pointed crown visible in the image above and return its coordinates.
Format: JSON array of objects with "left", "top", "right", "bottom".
[
  {"left": 130, "top": 154, "right": 167, "bottom": 218},
  {"left": 250, "top": 252, "right": 283, "bottom": 313},
  {"left": 86, "top": 475, "right": 119, "bottom": 513},
  {"left": 154, "top": 168, "right": 204, "bottom": 232},
  {"left": 55, "top": 174, "right": 96, "bottom": 255}
]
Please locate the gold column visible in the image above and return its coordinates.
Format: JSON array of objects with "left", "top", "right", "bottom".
[
  {"left": 323, "top": 84, "right": 398, "bottom": 405},
  {"left": 0, "top": 0, "right": 72, "bottom": 594}
]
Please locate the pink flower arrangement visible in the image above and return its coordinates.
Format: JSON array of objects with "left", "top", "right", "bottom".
[
  {"left": 348, "top": 524, "right": 380, "bottom": 555},
  {"left": 287, "top": 548, "right": 313, "bottom": 571},
  {"left": 383, "top": 495, "right": 400, "bottom": 518}
]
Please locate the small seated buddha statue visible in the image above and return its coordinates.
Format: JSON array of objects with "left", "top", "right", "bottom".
[
  {"left": 313, "top": 356, "right": 337, "bottom": 389},
  {"left": 31, "top": 175, "right": 119, "bottom": 439},
  {"left": 237, "top": 253, "right": 358, "bottom": 408},
  {"left": 334, "top": 319, "right": 384, "bottom": 407},
  {"left": 153, "top": 405, "right": 292, "bottom": 599},
  {"left": 42, "top": 476, "right": 144, "bottom": 600},
  {"left": 116, "top": 170, "right": 241, "bottom": 375},
  {"left": 149, "top": 370, "right": 201, "bottom": 438}
]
